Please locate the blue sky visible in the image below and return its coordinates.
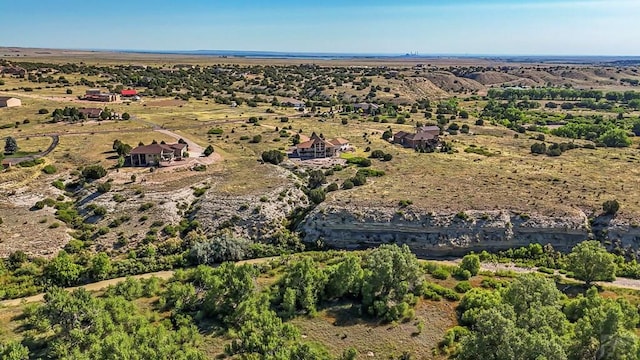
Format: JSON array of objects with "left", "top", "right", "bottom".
[{"left": 0, "top": 0, "right": 638, "bottom": 55}]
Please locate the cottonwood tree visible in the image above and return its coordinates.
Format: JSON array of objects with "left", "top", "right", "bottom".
[
  {"left": 567, "top": 241, "right": 616, "bottom": 286},
  {"left": 361, "top": 244, "right": 422, "bottom": 321}
]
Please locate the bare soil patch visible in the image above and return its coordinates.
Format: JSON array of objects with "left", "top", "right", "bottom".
[{"left": 145, "top": 99, "right": 187, "bottom": 107}]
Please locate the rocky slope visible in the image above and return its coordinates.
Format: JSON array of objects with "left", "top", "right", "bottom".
[
  {"left": 193, "top": 167, "right": 309, "bottom": 241},
  {"left": 300, "top": 205, "right": 640, "bottom": 257}
]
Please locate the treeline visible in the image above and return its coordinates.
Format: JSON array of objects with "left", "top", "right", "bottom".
[
  {"left": 449, "top": 274, "right": 640, "bottom": 358},
  {"left": 0, "top": 231, "right": 293, "bottom": 301},
  {"left": 2, "top": 244, "right": 447, "bottom": 359},
  {"left": 488, "top": 88, "right": 640, "bottom": 102}
]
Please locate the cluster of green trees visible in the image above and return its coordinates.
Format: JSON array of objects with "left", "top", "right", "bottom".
[
  {"left": 13, "top": 286, "right": 205, "bottom": 359},
  {"left": 452, "top": 274, "right": 640, "bottom": 359},
  {"left": 551, "top": 123, "right": 631, "bottom": 147},
  {"left": 530, "top": 141, "right": 581, "bottom": 156},
  {"left": 488, "top": 88, "right": 640, "bottom": 103}
]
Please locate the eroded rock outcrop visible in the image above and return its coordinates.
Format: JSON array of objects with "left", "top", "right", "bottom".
[{"left": 301, "top": 205, "right": 594, "bottom": 257}]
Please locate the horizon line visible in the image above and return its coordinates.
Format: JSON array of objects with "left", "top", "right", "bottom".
[{"left": 2, "top": 46, "right": 640, "bottom": 59}]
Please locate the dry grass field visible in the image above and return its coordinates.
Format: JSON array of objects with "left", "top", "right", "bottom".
[{"left": 0, "top": 50, "right": 639, "bottom": 260}]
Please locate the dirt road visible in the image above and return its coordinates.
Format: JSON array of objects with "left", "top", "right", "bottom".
[
  {"left": 0, "top": 257, "right": 275, "bottom": 308},
  {"left": 154, "top": 128, "right": 204, "bottom": 157}
]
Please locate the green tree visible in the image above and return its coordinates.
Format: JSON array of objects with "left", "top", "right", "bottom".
[
  {"left": 261, "top": 150, "right": 285, "bottom": 165},
  {"left": 89, "top": 252, "right": 112, "bottom": 280},
  {"left": 275, "top": 257, "right": 328, "bottom": 318},
  {"left": 603, "top": 199, "right": 620, "bottom": 216},
  {"left": 460, "top": 254, "right": 480, "bottom": 276},
  {"left": 382, "top": 129, "right": 393, "bottom": 141},
  {"left": 324, "top": 255, "right": 364, "bottom": 300},
  {"left": 121, "top": 112, "right": 130, "bottom": 120},
  {"left": 361, "top": 244, "right": 422, "bottom": 321},
  {"left": 568, "top": 288, "right": 640, "bottom": 359},
  {"left": 309, "top": 188, "right": 326, "bottom": 204},
  {"left": 227, "top": 294, "right": 300, "bottom": 357},
  {"left": 567, "top": 241, "right": 616, "bottom": 286},
  {"left": 4, "top": 136, "right": 18, "bottom": 154},
  {"left": 598, "top": 128, "right": 631, "bottom": 148},
  {"left": 44, "top": 251, "right": 82, "bottom": 286},
  {"left": 458, "top": 307, "right": 568, "bottom": 360},
  {"left": 0, "top": 341, "right": 29, "bottom": 360},
  {"left": 458, "top": 288, "right": 503, "bottom": 325},
  {"left": 502, "top": 274, "right": 565, "bottom": 316},
  {"left": 82, "top": 164, "right": 107, "bottom": 180},
  {"left": 307, "top": 169, "right": 326, "bottom": 189},
  {"left": 203, "top": 263, "right": 257, "bottom": 326},
  {"left": 203, "top": 145, "right": 214, "bottom": 156}
]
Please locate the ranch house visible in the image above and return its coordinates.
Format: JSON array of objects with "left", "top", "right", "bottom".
[
  {"left": 393, "top": 126, "right": 441, "bottom": 150},
  {"left": 129, "top": 143, "right": 188, "bottom": 167},
  {"left": 289, "top": 133, "right": 350, "bottom": 160}
]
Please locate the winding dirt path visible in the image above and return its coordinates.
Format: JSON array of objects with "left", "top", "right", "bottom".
[{"left": 0, "top": 257, "right": 275, "bottom": 308}]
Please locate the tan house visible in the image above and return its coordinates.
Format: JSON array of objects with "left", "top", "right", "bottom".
[
  {"left": 79, "top": 108, "right": 103, "bottom": 118},
  {"left": 289, "top": 133, "right": 350, "bottom": 160},
  {"left": 129, "top": 143, "right": 187, "bottom": 166},
  {"left": 0, "top": 97, "right": 21, "bottom": 108},
  {"left": 328, "top": 138, "right": 350, "bottom": 152}
]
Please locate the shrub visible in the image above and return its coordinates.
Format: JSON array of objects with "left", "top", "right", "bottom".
[
  {"left": 261, "top": 150, "right": 285, "bottom": 165},
  {"left": 38, "top": 108, "right": 49, "bottom": 114},
  {"left": 250, "top": 135, "right": 262, "bottom": 143},
  {"left": 93, "top": 206, "right": 107, "bottom": 216},
  {"left": 207, "top": 128, "right": 224, "bottom": 135},
  {"left": 383, "top": 153, "right": 393, "bottom": 161},
  {"left": 203, "top": 145, "right": 214, "bottom": 156},
  {"left": 346, "top": 157, "right": 371, "bottom": 167},
  {"left": 18, "top": 159, "right": 45, "bottom": 167},
  {"left": 432, "top": 268, "right": 450, "bottom": 280},
  {"left": 42, "top": 165, "right": 57, "bottom": 174},
  {"left": 326, "top": 183, "right": 339, "bottom": 192},
  {"left": 138, "top": 203, "right": 154, "bottom": 212},
  {"left": 350, "top": 174, "right": 367, "bottom": 186},
  {"left": 342, "top": 180, "right": 354, "bottom": 190},
  {"left": 309, "top": 188, "right": 326, "bottom": 204},
  {"left": 121, "top": 112, "right": 130, "bottom": 120},
  {"left": 460, "top": 254, "right": 481, "bottom": 276},
  {"left": 52, "top": 180, "right": 65, "bottom": 190},
  {"left": 454, "top": 281, "right": 472, "bottom": 293},
  {"left": 356, "top": 168, "right": 385, "bottom": 177},
  {"left": 82, "top": 164, "right": 107, "bottom": 180},
  {"left": 341, "top": 119, "right": 348, "bottom": 125},
  {"left": 475, "top": 119, "right": 484, "bottom": 126},
  {"left": 97, "top": 182, "right": 112, "bottom": 194},
  {"left": 453, "top": 267, "right": 472, "bottom": 280},
  {"left": 66, "top": 89, "right": 73, "bottom": 94},
  {"left": 603, "top": 200, "right": 620, "bottom": 216},
  {"left": 370, "top": 149, "right": 386, "bottom": 159}
]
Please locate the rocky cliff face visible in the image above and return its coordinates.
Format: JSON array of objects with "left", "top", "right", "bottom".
[
  {"left": 300, "top": 205, "right": 603, "bottom": 257},
  {"left": 193, "top": 168, "right": 309, "bottom": 241}
]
